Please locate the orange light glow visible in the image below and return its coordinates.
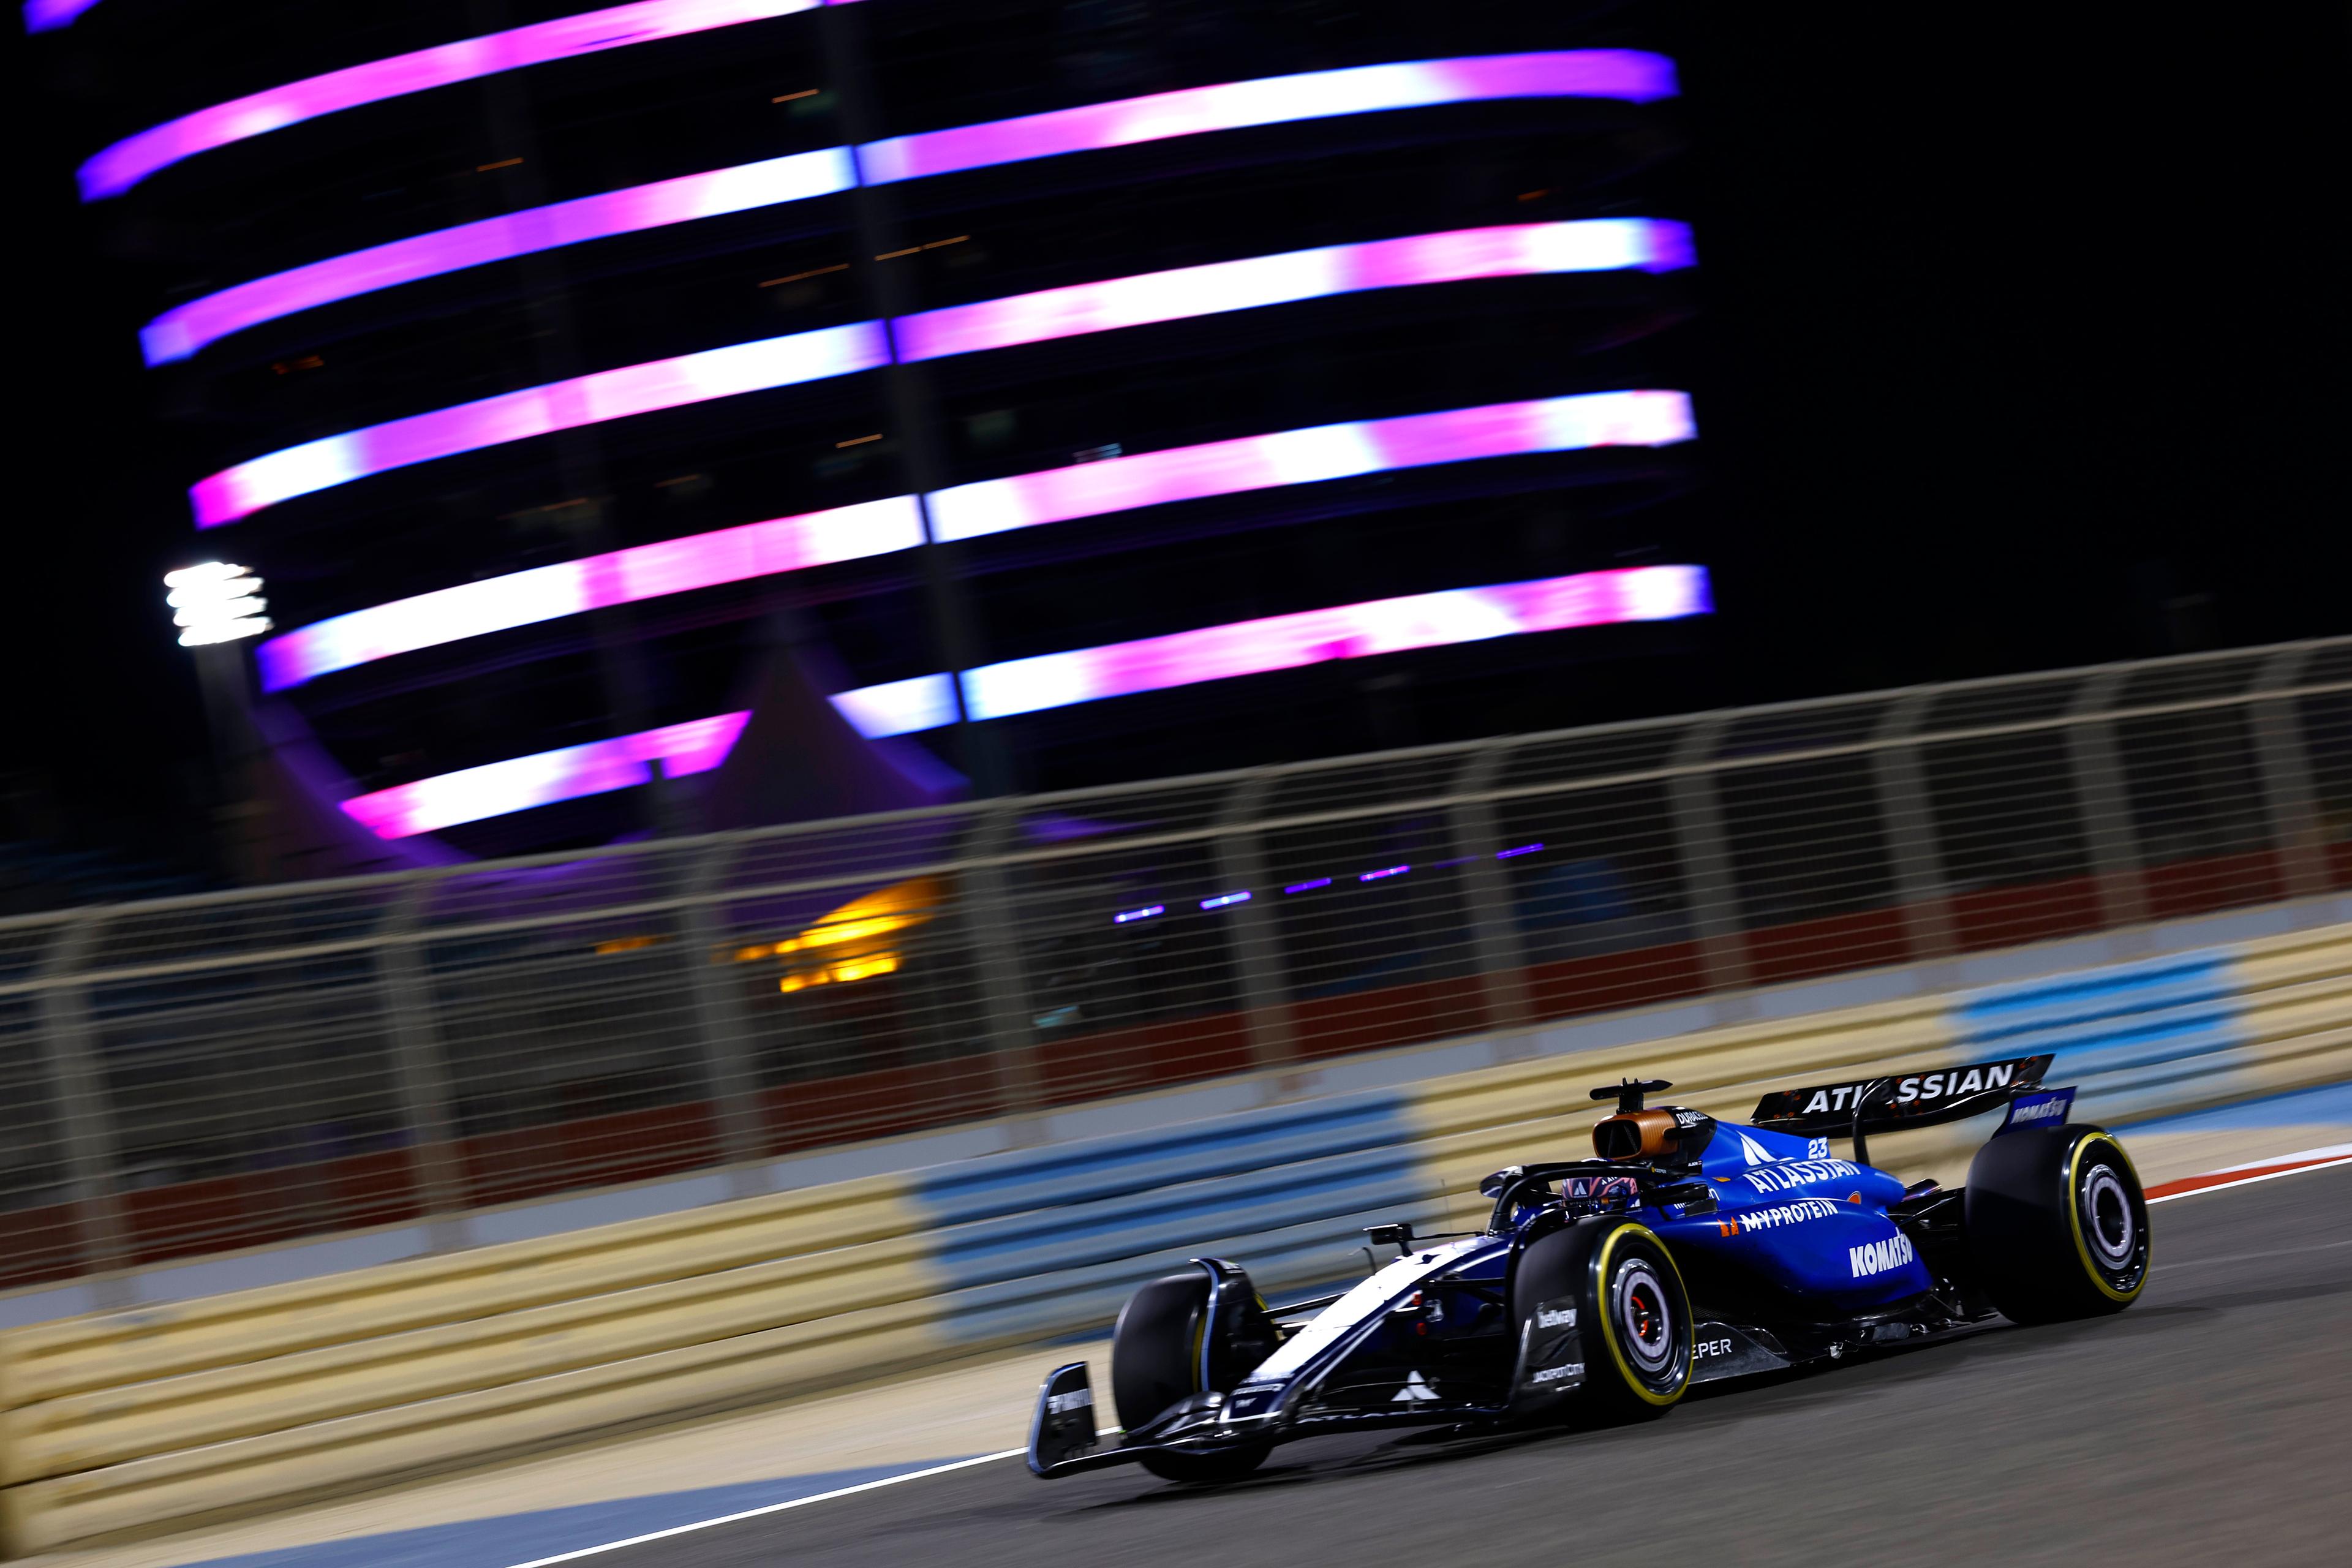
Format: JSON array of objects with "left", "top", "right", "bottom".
[
  {"left": 594, "top": 934, "right": 664, "bottom": 955},
  {"left": 734, "top": 876, "right": 939, "bottom": 992}
]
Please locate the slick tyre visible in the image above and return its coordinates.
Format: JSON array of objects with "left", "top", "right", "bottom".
[
  {"left": 1965, "top": 1125, "right": 2150, "bottom": 1324},
  {"left": 1513, "top": 1218, "right": 1694, "bottom": 1420},
  {"left": 1110, "top": 1272, "right": 1270, "bottom": 1482}
]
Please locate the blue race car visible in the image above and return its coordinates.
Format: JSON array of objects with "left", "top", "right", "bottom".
[{"left": 1027, "top": 1055, "right": 2149, "bottom": 1480}]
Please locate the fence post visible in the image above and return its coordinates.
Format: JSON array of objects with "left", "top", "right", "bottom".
[
  {"left": 1449, "top": 741, "right": 1534, "bottom": 1051},
  {"left": 679, "top": 837, "right": 772, "bottom": 1199},
  {"left": 1667, "top": 717, "right": 1751, "bottom": 1005},
  {"left": 2248, "top": 644, "right": 2328, "bottom": 902},
  {"left": 1213, "top": 772, "right": 1302, "bottom": 1076},
  {"left": 1872, "top": 692, "right": 1958, "bottom": 963},
  {"left": 378, "top": 878, "right": 472, "bottom": 1245},
  {"left": 2065, "top": 669, "right": 2151, "bottom": 930},
  {"left": 34, "top": 911, "right": 133, "bottom": 1302},
  {"left": 964, "top": 805, "right": 1047, "bottom": 1143}
]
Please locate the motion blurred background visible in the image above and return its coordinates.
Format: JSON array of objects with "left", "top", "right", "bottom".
[
  {"left": 0, "top": 4, "right": 2348, "bottom": 1561},
  {"left": 6, "top": 1, "right": 2346, "bottom": 895}
]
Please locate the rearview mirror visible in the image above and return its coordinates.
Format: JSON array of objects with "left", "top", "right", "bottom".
[{"left": 1654, "top": 1180, "right": 1717, "bottom": 1215}]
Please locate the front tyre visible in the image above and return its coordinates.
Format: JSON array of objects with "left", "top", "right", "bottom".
[
  {"left": 1109, "top": 1271, "right": 1270, "bottom": 1482},
  {"left": 1513, "top": 1218, "right": 1694, "bottom": 1420},
  {"left": 1965, "top": 1126, "right": 2151, "bottom": 1324}
]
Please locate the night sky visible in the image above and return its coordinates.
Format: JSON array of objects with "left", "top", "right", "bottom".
[{"left": 6, "top": 4, "right": 2345, "bottom": 875}]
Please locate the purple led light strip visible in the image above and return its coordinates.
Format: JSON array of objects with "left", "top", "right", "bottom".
[
  {"left": 324, "top": 562, "right": 1701, "bottom": 839},
  {"left": 23, "top": 0, "right": 100, "bottom": 34},
  {"left": 192, "top": 320, "right": 889, "bottom": 527},
  {"left": 143, "top": 148, "right": 857, "bottom": 364},
  {"left": 831, "top": 565, "right": 1713, "bottom": 739},
  {"left": 925, "top": 387, "right": 1695, "bottom": 542},
  {"left": 78, "top": 1, "right": 846, "bottom": 201},
  {"left": 1131, "top": 844, "right": 1545, "bottom": 925},
  {"left": 258, "top": 391, "right": 1694, "bottom": 690},
  {"left": 259, "top": 496, "right": 921, "bottom": 688},
  {"left": 143, "top": 53, "right": 1676, "bottom": 363},
  {"left": 892, "top": 221, "right": 1689, "bottom": 363},
  {"left": 194, "top": 221, "right": 1687, "bottom": 526},
  {"left": 341, "top": 711, "right": 749, "bottom": 839},
  {"left": 860, "top": 51, "right": 1673, "bottom": 183}
]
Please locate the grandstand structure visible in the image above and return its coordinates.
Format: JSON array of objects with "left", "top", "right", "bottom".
[{"left": 43, "top": 0, "right": 1705, "bottom": 861}]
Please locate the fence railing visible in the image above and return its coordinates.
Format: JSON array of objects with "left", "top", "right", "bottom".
[{"left": 6, "top": 636, "right": 2350, "bottom": 1291}]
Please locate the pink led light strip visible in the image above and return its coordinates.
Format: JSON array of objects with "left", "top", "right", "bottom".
[
  {"left": 140, "top": 51, "right": 1673, "bottom": 363},
  {"left": 257, "top": 390, "right": 1694, "bottom": 689},
  {"left": 829, "top": 566, "right": 1714, "bottom": 737},
  {"left": 857, "top": 51, "right": 1673, "bottom": 183},
  {"left": 142, "top": 148, "right": 857, "bottom": 364},
  {"left": 334, "top": 567, "right": 1705, "bottom": 837},
  {"left": 927, "top": 389, "right": 1695, "bottom": 540},
  {"left": 341, "top": 711, "right": 750, "bottom": 839},
  {"left": 79, "top": 1, "right": 844, "bottom": 201},
  {"left": 194, "top": 220, "right": 1688, "bottom": 525},
  {"left": 892, "top": 221, "right": 1689, "bottom": 361},
  {"left": 191, "top": 320, "right": 889, "bottom": 527}
]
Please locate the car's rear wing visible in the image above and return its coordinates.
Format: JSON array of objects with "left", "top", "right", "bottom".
[{"left": 1751, "top": 1054, "right": 2054, "bottom": 1160}]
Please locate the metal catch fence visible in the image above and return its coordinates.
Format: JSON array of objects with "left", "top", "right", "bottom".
[{"left": 5, "top": 637, "right": 2351, "bottom": 1291}]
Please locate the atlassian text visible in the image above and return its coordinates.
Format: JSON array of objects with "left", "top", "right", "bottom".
[{"left": 1741, "top": 1158, "right": 1861, "bottom": 1194}]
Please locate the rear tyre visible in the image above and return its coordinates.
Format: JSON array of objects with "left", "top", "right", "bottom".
[
  {"left": 1512, "top": 1218, "right": 1693, "bottom": 1420},
  {"left": 1965, "top": 1126, "right": 2150, "bottom": 1324},
  {"left": 1110, "top": 1271, "right": 1271, "bottom": 1482}
]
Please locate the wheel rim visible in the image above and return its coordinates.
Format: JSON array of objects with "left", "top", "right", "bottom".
[
  {"left": 2079, "top": 1163, "right": 2136, "bottom": 1270},
  {"left": 1613, "top": 1257, "right": 1677, "bottom": 1379}
]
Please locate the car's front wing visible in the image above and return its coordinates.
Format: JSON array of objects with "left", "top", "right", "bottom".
[{"left": 1027, "top": 1361, "right": 1506, "bottom": 1479}]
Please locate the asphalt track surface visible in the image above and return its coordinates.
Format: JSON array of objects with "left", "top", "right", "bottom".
[{"left": 603, "top": 1166, "right": 2352, "bottom": 1568}]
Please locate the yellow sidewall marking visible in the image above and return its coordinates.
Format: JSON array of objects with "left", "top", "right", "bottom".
[
  {"left": 1595, "top": 1223, "right": 1691, "bottom": 1407},
  {"left": 2066, "top": 1134, "right": 2149, "bottom": 1303}
]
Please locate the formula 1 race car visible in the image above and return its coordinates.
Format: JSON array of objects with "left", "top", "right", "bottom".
[{"left": 1027, "top": 1055, "right": 2149, "bottom": 1481}]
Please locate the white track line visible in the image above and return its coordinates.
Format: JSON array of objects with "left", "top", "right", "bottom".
[
  {"left": 503, "top": 1145, "right": 2352, "bottom": 1565},
  {"left": 2204, "top": 1140, "right": 2352, "bottom": 1174},
  {"left": 502, "top": 1449, "right": 1023, "bottom": 1567},
  {"left": 2149, "top": 1152, "right": 2352, "bottom": 1202}
]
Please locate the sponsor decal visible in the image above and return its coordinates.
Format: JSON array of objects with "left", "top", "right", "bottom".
[
  {"left": 1736, "top": 1131, "right": 1778, "bottom": 1166},
  {"left": 1796, "top": 1063, "right": 2019, "bottom": 1115},
  {"left": 1674, "top": 1109, "right": 1708, "bottom": 1128},
  {"left": 1529, "top": 1362, "right": 1585, "bottom": 1385},
  {"left": 1392, "top": 1370, "right": 1439, "bottom": 1403},
  {"left": 1891, "top": 1061, "right": 2018, "bottom": 1106},
  {"left": 1537, "top": 1305, "right": 1578, "bottom": 1329},
  {"left": 1999, "top": 1086, "right": 2076, "bottom": 1134},
  {"left": 1727, "top": 1196, "right": 1841, "bottom": 1234},
  {"left": 1755, "top": 1055, "right": 2049, "bottom": 1130},
  {"left": 1045, "top": 1388, "right": 1093, "bottom": 1414},
  {"left": 1848, "top": 1232, "right": 1917, "bottom": 1278},
  {"left": 1741, "top": 1158, "right": 1861, "bottom": 1194},
  {"left": 1696, "top": 1335, "right": 1733, "bottom": 1359}
]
